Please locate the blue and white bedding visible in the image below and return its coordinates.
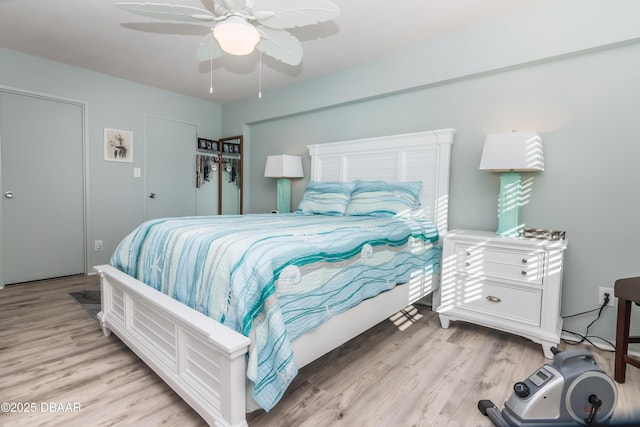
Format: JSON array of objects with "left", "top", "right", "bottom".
[{"left": 110, "top": 213, "right": 439, "bottom": 410}]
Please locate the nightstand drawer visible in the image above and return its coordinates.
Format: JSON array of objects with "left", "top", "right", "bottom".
[
  {"left": 453, "top": 278, "right": 542, "bottom": 326},
  {"left": 455, "top": 243, "right": 544, "bottom": 284}
]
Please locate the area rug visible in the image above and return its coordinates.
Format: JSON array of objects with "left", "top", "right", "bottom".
[{"left": 69, "top": 290, "right": 101, "bottom": 319}]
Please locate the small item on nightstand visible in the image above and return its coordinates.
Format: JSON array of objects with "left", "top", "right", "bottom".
[{"left": 522, "top": 228, "right": 566, "bottom": 241}]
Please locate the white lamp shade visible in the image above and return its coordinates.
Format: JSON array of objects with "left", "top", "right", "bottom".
[
  {"left": 264, "top": 155, "right": 304, "bottom": 178},
  {"left": 213, "top": 17, "right": 260, "bottom": 56},
  {"left": 479, "top": 131, "right": 544, "bottom": 172}
]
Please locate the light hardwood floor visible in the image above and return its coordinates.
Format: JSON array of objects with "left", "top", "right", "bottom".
[{"left": 1, "top": 274, "right": 639, "bottom": 426}]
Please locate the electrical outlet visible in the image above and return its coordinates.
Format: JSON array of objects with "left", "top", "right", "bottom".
[
  {"left": 94, "top": 240, "right": 104, "bottom": 252},
  {"left": 598, "top": 287, "right": 614, "bottom": 307}
]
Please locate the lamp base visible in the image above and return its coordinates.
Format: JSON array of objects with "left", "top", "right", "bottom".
[
  {"left": 275, "top": 178, "right": 291, "bottom": 213},
  {"left": 496, "top": 172, "right": 522, "bottom": 237}
]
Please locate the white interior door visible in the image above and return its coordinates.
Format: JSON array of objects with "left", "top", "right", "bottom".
[
  {"left": 0, "top": 91, "right": 85, "bottom": 285},
  {"left": 146, "top": 116, "right": 197, "bottom": 220}
]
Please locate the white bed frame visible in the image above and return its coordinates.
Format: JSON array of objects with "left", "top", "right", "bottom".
[{"left": 94, "top": 128, "right": 455, "bottom": 427}]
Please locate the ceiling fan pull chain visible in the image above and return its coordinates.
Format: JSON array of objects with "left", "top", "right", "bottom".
[
  {"left": 258, "top": 50, "right": 262, "bottom": 99},
  {"left": 210, "top": 30, "right": 214, "bottom": 94}
]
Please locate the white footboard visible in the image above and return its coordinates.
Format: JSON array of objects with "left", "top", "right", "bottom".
[
  {"left": 94, "top": 265, "right": 250, "bottom": 427},
  {"left": 94, "top": 264, "right": 438, "bottom": 425}
]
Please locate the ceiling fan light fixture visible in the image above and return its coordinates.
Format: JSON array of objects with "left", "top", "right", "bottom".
[{"left": 213, "top": 17, "right": 260, "bottom": 56}]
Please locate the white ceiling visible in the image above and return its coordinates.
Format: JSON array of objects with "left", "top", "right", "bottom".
[{"left": 0, "top": 0, "right": 543, "bottom": 104}]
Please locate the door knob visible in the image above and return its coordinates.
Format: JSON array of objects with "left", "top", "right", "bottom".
[
  {"left": 4, "top": 191, "right": 14, "bottom": 199},
  {"left": 148, "top": 193, "right": 156, "bottom": 199}
]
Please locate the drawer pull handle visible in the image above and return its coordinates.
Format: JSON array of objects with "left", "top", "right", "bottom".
[
  {"left": 486, "top": 296, "right": 502, "bottom": 303},
  {"left": 466, "top": 262, "right": 471, "bottom": 267},
  {"left": 521, "top": 258, "right": 528, "bottom": 264},
  {"left": 521, "top": 270, "right": 527, "bottom": 276},
  {"left": 466, "top": 251, "right": 472, "bottom": 256}
]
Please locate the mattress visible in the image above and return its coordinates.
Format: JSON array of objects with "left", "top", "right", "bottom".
[{"left": 110, "top": 213, "right": 439, "bottom": 410}]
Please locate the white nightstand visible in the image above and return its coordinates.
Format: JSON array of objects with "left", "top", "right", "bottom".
[{"left": 434, "top": 229, "right": 568, "bottom": 358}]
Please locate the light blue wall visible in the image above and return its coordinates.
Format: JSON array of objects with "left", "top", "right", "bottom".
[
  {"left": 222, "top": 1, "right": 640, "bottom": 348},
  {"left": 0, "top": 48, "right": 222, "bottom": 268}
]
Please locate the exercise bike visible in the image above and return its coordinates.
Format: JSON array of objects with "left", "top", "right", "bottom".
[{"left": 478, "top": 347, "right": 617, "bottom": 426}]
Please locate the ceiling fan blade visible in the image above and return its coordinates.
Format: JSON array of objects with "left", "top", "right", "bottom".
[
  {"left": 256, "top": 26, "right": 303, "bottom": 66},
  {"left": 196, "top": 32, "right": 225, "bottom": 62},
  {"left": 115, "top": 2, "right": 217, "bottom": 23},
  {"left": 252, "top": 0, "right": 340, "bottom": 29}
]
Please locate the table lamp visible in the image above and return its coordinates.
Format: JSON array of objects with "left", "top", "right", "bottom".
[
  {"left": 479, "top": 131, "right": 544, "bottom": 236},
  {"left": 264, "top": 154, "right": 304, "bottom": 213}
]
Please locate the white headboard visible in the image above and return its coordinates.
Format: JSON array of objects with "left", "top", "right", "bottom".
[{"left": 307, "top": 128, "right": 455, "bottom": 235}]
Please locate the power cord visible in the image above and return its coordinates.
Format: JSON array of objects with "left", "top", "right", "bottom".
[{"left": 561, "top": 292, "right": 616, "bottom": 351}]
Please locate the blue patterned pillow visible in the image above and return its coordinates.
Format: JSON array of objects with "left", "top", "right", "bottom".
[
  {"left": 345, "top": 180, "right": 422, "bottom": 217},
  {"left": 295, "top": 181, "right": 356, "bottom": 216}
]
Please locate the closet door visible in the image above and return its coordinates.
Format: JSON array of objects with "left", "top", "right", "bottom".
[
  {"left": 0, "top": 92, "right": 84, "bottom": 285},
  {"left": 219, "top": 135, "right": 243, "bottom": 215},
  {"left": 146, "top": 116, "right": 197, "bottom": 220}
]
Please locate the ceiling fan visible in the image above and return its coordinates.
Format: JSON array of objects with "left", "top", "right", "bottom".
[{"left": 115, "top": 0, "right": 341, "bottom": 66}]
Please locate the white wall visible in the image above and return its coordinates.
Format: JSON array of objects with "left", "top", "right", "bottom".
[
  {"left": 221, "top": 1, "right": 640, "bottom": 348},
  {"left": 0, "top": 48, "right": 222, "bottom": 268}
]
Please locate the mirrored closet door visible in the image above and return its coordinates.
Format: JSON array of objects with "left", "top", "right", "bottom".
[
  {"left": 196, "top": 135, "right": 243, "bottom": 215},
  {"left": 218, "top": 136, "right": 243, "bottom": 215}
]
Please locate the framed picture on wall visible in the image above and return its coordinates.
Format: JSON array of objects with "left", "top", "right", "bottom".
[
  {"left": 104, "top": 128, "right": 133, "bottom": 162},
  {"left": 198, "top": 137, "right": 218, "bottom": 153}
]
